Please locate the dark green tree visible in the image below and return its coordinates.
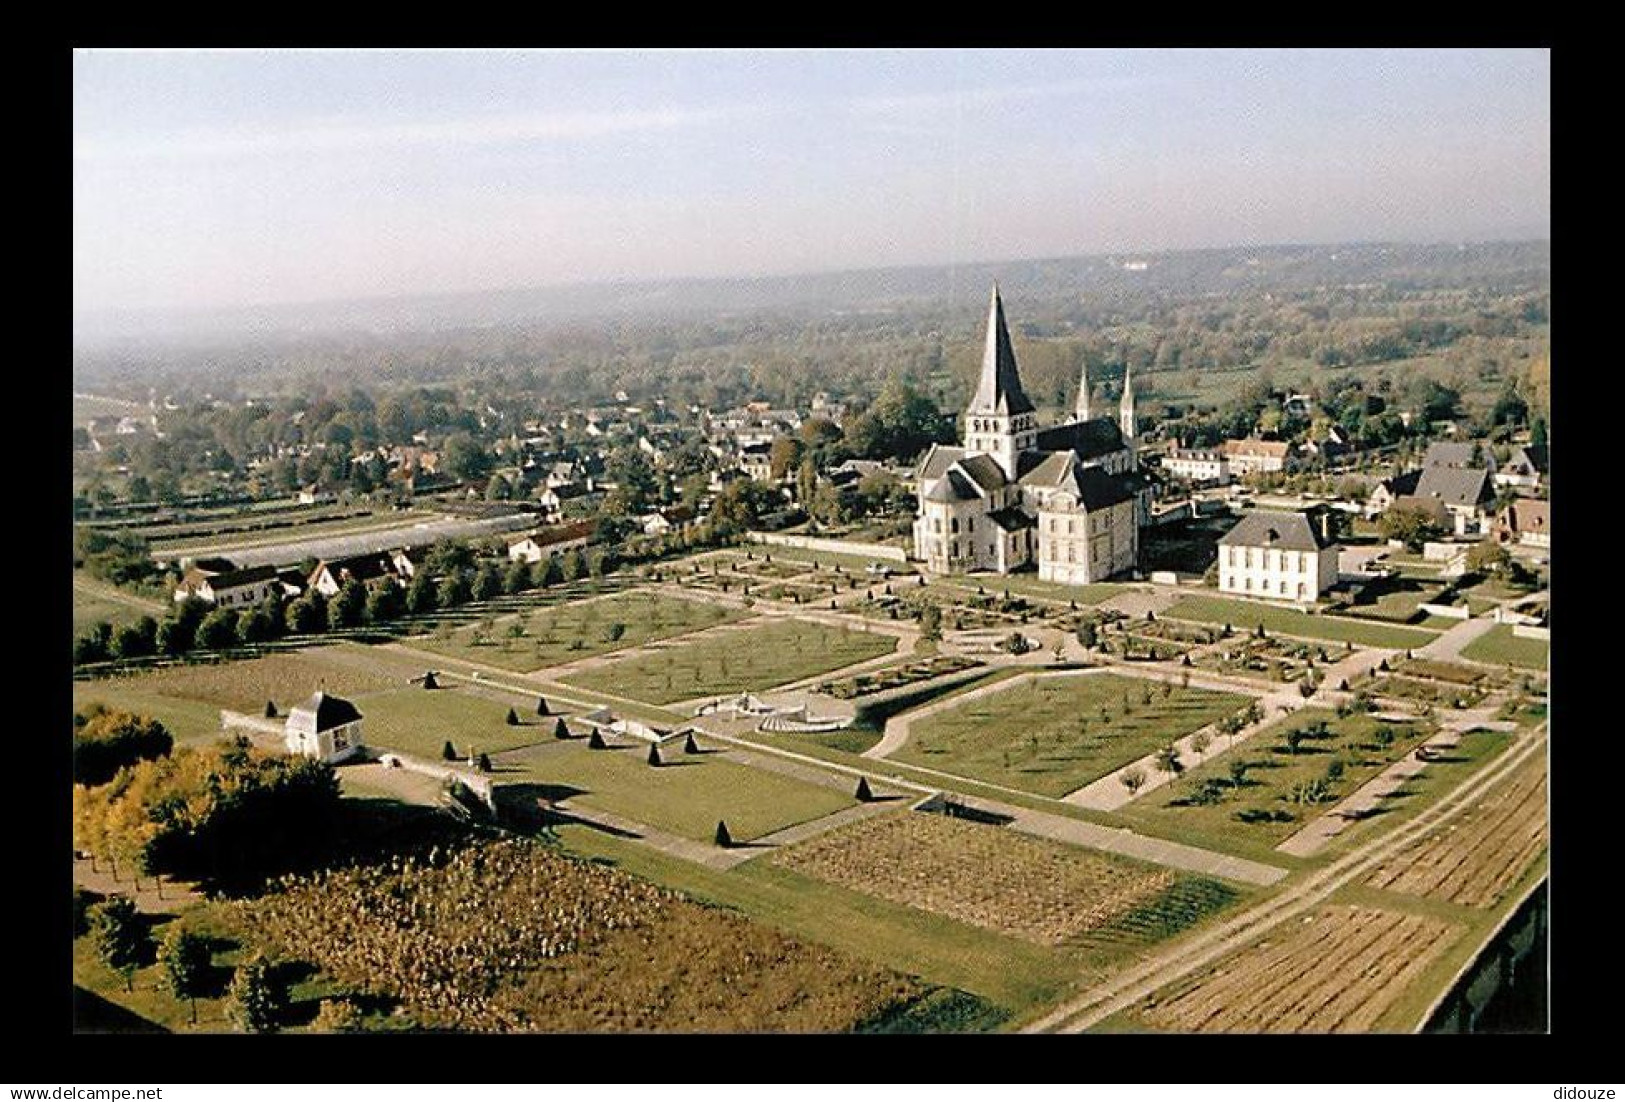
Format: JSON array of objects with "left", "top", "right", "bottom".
[
  {"left": 157, "top": 926, "right": 212, "bottom": 1024},
  {"left": 88, "top": 896, "right": 145, "bottom": 993},
  {"left": 225, "top": 954, "right": 285, "bottom": 1034}
]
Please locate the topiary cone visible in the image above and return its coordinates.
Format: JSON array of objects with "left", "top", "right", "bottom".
[
  {"left": 554, "top": 717, "right": 570, "bottom": 740},
  {"left": 536, "top": 696, "right": 549, "bottom": 716},
  {"left": 855, "top": 777, "right": 873, "bottom": 802},
  {"left": 684, "top": 732, "right": 699, "bottom": 754},
  {"left": 264, "top": 700, "right": 277, "bottom": 718},
  {"left": 505, "top": 707, "right": 519, "bottom": 726},
  {"left": 715, "top": 820, "right": 733, "bottom": 847},
  {"left": 647, "top": 743, "right": 662, "bottom": 767},
  {"left": 588, "top": 730, "right": 606, "bottom": 750}
]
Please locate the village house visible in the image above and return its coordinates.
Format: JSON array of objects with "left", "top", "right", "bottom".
[
  {"left": 1365, "top": 469, "right": 1422, "bottom": 517},
  {"left": 506, "top": 520, "right": 595, "bottom": 563},
  {"left": 1494, "top": 444, "right": 1548, "bottom": 493},
  {"left": 1411, "top": 464, "right": 1496, "bottom": 536},
  {"left": 1162, "top": 446, "right": 1230, "bottom": 485},
  {"left": 1217, "top": 509, "right": 1340, "bottom": 605},
  {"left": 1494, "top": 497, "right": 1550, "bottom": 550},
  {"left": 306, "top": 552, "right": 413, "bottom": 597},
  {"left": 1222, "top": 438, "right": 1291, "bottom": 476},
  {"left": 173, "top": 563, "right": 283, "bottom": 608},
  {"left": 1423, "top": 440, "right": 1497, "bottom": 475},
  {"left": 913, "top": 286, "right": 1149, "bottom": 583},
  {"left": 739, "top": 442, "right": 776, "bottom": 483},
  {"left": 283, "top": 690, "right": 364, "bottom": 764}
]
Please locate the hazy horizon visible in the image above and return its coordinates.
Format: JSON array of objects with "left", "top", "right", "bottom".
[{"left": 74, "top": 48, "right": 1550, "bottom": 321}]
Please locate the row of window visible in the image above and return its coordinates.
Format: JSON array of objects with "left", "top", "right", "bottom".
[
  {"left": 1045, "top": 514, "right": 1107, "bottom": 536},
  {"left": 1225, "top": 574, "right": 1310, "bottom": 599},
  {"left": 1224, "top": 546, "right": 1318, "bottom": 572}
]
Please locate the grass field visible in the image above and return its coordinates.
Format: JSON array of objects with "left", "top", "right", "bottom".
[
  {"left": 72, "top": 644, "right": 414, "bottom": 746},
  {"left": 935, "top": 575, "right": 1128, "bottom": 609},
  {"left": 349, "top": 686, "right": 555, "bottom": 761},
  {"left": 1114, "top": 710, "right": 1433, "bottom": 860},
  {"left": 772, "top": 811, "right": 1239, "bottom": 953},
  {"left": 401, "top": 589, "right": 740, "bottom": 673},
  {"left": 561, "top": 617, "right": 897, "bottom": 704},
  {"left": 499, "top": 738, "right": 854, "bottom": 843},
  {"left": 1364, "top": 754, "right": 1547, "bottom": 909},
  {"left": 1460, "top": 624, "right": 1549, "bottom": 670},
  {"left": 895, "top": 672, "right": 1250, "bottom": 798},
  {"left": 1125, "top": 904, "right": 1461, "bottom": 1033},
  {"left": 1165, "top": 594, "right": 1440, "bottom": 648}
]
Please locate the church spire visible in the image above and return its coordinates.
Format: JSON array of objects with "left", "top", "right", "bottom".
[
  {"left": 967, "top": 283, "right": 1035, "bottom": 417},
  {"left": 1075, "top": 358, "right": 1092, "bottom": 422},
  {"left": 1120, "top": 364, "right": 1137, "bottom": 440}
]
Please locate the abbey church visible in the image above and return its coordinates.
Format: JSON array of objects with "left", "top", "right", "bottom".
[{"left": 913, "top": 286, "right": 1152, "bottom": 584}]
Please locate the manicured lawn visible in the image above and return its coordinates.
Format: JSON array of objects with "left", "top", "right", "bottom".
[
  {"left": 1114, "top": 710, "right": 1433, "bottom": 861},
  {"left": 1337, "top": 574, "right": 1446, "bottom": 624},
  {"left": 500, "top": 739, "right": 853, "bottom": 843},
  {"left": 938, "top": 575, "right": 1128, "bottom": 608},
  {"left": 895, "top": 672, "right": 1250, "bottom": 798},
  {"left": 402, "top": 589, "right": 741, "bottom": 673},
  {"left": 1166, "top": 595, "right": 1439, "bottom": 649},
  {"left": 561, "top": 618, "right": 897, "bottom": 704},
  {"left": 350, "top": 686, "right": 554, "bottom": 761},
  {"left": 1461, "top": 624, "right": 1549, "bottom": 671}
]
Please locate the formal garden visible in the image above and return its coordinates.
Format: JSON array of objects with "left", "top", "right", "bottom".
[
  {"left": 893, "top": 671, "right": 1251, "bottom": 798},
  {"left": 561, "top": 617, "right": 898, "bottom": 704}
]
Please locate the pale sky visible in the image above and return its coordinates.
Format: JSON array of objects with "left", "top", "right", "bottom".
[{"left": 72, "top": 48, "right": 1550, "bottom": 315}]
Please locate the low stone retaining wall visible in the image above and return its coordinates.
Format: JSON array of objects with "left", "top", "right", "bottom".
[
  {"left": 1418, "top": 602, "right": 1472, "bottom": 620},
  {"left": 745, "top": 531, "right": 907, "bottom": 563},
  {"left": 374, "top": 750, "right": 496, "bottom": 811},
  {"left": 1512, "top": 624, "right": 1551, "bottom": 641}
]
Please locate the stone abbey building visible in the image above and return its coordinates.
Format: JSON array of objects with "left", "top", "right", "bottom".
[{"left": 913, "top": 286, "right": 1151, "bottom": 584}]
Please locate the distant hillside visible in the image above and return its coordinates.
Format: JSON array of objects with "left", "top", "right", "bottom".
[{"left": 73, "top": 240, "right": 1549, "bottom": 353}]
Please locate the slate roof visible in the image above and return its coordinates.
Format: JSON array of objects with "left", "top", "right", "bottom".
[
  {"left": 956, "top": 453, "right": 1009, "bottom": 492},
  {"left": 1218, "top": 509, "right": 1335, "bottom": 552},
  {"left": 1068, "top": 466, "right": 1138, "bottom": 510},
  {"left": 924, "top": 468, "right": 982, "bottom": 503},
  {"left": 179, "top": 563, "right": 279, "bottom": 591},
  {"left": 1423, "top": 441, "right": 1492, "bottom": 470},
  {"left": 284, "top": 691, "right": 363, "bottom": 735},
  {"left": 988, "top": 506, "right": 1035, "bottom": 531},
  {"left": 1414, "top": 465, "right": 1493, "bottom": 508},
  {"left": 916, "top": 445, "right": 966, "bottom": 483},
  {"left": 1018, "top": 450, "right": 1078, "bottom": 487},
  {"left": 1505, "top": 445, "right": 1549, "bottom": 475},
  {"left": 966, "top": 286, "right": 1036, "bottom": 417},
  {"left": 1034, "top": 418, "right": 1126, "bottom": 462}
]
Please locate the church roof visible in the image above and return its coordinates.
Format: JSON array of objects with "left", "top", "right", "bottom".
[
  {"left": 284, "top": 691, "right": 363, "bottom": 735},
  {"left": 966, "top": 285, "right": 1036, "bottom": 417},
  {"left": 915, "top": 444, "right": 966, "bottom": 483},
  {"left": 924, "top": 468, "right": 982, "bottom": 503},
  {"left": 989, "top": 506, "right": 1035, "bottom": 531},
  {"left": 955, "top": 453, "right": 1009, "bottom": 493},
  {"left": 1018, "top": 450, "right": 1079, "bottom": 487},
  {"left": 1068, "top": 466, "right": 1138, "bottom": 510},
  {"left": 1033, "top": 418, "right": 1127, "bottom": 461}
]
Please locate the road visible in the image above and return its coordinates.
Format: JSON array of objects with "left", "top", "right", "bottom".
[{"left": 1021, "top": 721, "right": 1547, "bottom": 1033}]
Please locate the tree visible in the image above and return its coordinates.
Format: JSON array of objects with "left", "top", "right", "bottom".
[
  {"left": 505, "top": 706, "right": 520, "bottom": 726},
  {"left": 647, "top": 743, "right": 662, "bottom": 767},
  {"left": 1154, "top": 745, "right": 1183, "bottom": 775},
  {"left": 769, "top": 434, "right": 806, "bottom": 481},
  {"left": 1379, "top": 503, "right": 1446, "bottom": 552},
  {"left": 1467, "top": 539, "right": 1513, "bottom": 578},
  {"left": 441, "top": 433, "right": 492, "bottom": 482},
  {"left": 1075, "top": 620, "right": 1098, "bottom": 650},
  {"left": 364, "top": 579, "right": 403, "bottom": 625},
  {"left": 1228, "top": 759, "right": 1249, "bottom": 788},
  {"left": 536, "top": 696, "right": 550, "bottom": 717},
  {"left": 404, "top": 572, "right": 438, "bottom": 615},
  {"left": 196, "top": 608, "right": 240, "bottom": 651},
  {"left": 111, "top": 616, "right": 159, "bottom": 661},
  {"left": 588, "top": 729, "right": 607, "bottom": 749},
  {"left": 438, "top": 569, "right": 471, "bottom": 608},
  {"left": 477, "top": 752, "right": 492, "bottom": 773},
  {"left": 554, "top": 717, "right": 571, "bottom": 740},
  {"left": 74, "top": 710, "right": 173, "bottom": 787},
  {"left": 88, "top": 896, "right": 145, "bottom": 993},
  {"left": 285, "top": 593, "right": 327, "bottom": 635},
  {"left": 226, "top": 954, "right": 284, "bottom": 1034},
  {"left": 714, "top": 820, "right": 733, "bottom": 847},
  {"left": 684, "top": 731, "right": 699, "bottom": 754},
  {"left": 503, "top": 559, "right": 532, "bottom": 596},
  {"left": 1284, "top": 727, "right": 1307, "bottom": 755},
  {"left": 918, "top": 603, "right": 943, "bottom": 642},
  {"left": 471, "top": 560, "right": 504, "bottom": 601},
  {"left": 534, "top": 555, "right": 565, "bottom": 589},
  {"left": 855, "top": 776, "right": 874, "bottom": 802},
  {"left": 795, "top": 456, "right": 819, "bottom": 507},
  {"left": 561, "top": 549, "right": 589, "bottom": 583},
  {"left": 157, "top": 926, "right": 211, "bottom": 1024},
  {"left": 442, "top": 740, "right": 457, "bottom": 761},
  {"left": 1191, "top": 730, "right": 1212, "bottom": 758},
  {"left": 1119, "top": 767, "right": 1147, "bottom": 796},
  {"left": 327, "top": 578, "right": 368, "bottom": 630}
]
